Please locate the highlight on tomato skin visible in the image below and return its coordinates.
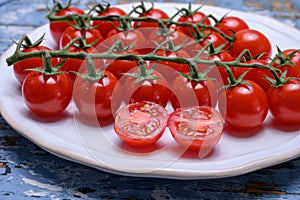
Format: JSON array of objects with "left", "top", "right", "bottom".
[
  {"left": 167, "top": 106, "right": 224, "bottom": 158},
  {"left": 114, "top": 101, "right": 168, "bottom": 147}
]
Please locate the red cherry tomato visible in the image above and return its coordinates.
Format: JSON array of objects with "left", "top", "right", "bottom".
[
  {"left": 200, "top": 31, "right": 229, "bottom": 51},
  {"left": 49, "top": 7, "right": 85, "bottom": 44},
  {"left": 102, "top": 29, "right": 147, "bottom": 54},
  {"left": 22, "top": 72, "right": 72, "bottom": 117},
  {"left": 59, "top": 26, "right": 103, "bottom": 49},
  {"left": 234, "top": 59, "right": 273, "bottom": 92},
  {"left": 133, "top": 7, "right": 169, "bottom": 37},
  {"left": 267, "top": 79, "right": 300, "bottom": 124},
  {"left": 274, "top": 49, "right": 300, "bottom": 78},
  {"left": 123, "top": 71, "right": 170, "bottom": 107},
  {"left": 230, "top": 29, "right": 272, "bottom": 60},
  {"left": 13, "top": 46, "right": 58, "bottom": 84},
  {"left": 170, "top": 73, "right": 218, "bottom": 110},
  {"left": 73, "top": 70, "right": 121, "bottom": 123},
  {"left": 168, "top": 106, "right": 224, "bottom": 158},
  {"left": 114, "top": 101, "right": 168, "bottom": 147},
  {"left": 220, "top": 81, "right": 269, "bottom": 130},
  {"left": 92, "top": 6, "right": 126, "bottom": 39},
  {"left": 177, "top": 11, "right": 211, "bottom": 37},
  {"left": 216, "top": 16, "right": 249, "bottom": 36}
]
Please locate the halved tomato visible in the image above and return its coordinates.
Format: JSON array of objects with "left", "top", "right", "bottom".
[
  {"left": 167, "top": 106, "right": 224, "bottom": 158},
  {"left": 114, "top": 101, "right": 168, "bottom": 147}
]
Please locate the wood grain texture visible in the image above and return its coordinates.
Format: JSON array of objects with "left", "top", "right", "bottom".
[{"left": 0, "top": 0, "right": 300, "bottom": 199}]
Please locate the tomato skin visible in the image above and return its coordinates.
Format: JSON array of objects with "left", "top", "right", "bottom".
[
  {"left": 92, "top": 7, "right": 126, "bottom": 39},
  {"left": 73, "top": 70, "right": 121, "bottom": 122},
  {"left": 49, "top": 7, "right": 85, "bottom": 44},
  {"left": 114, "top": 101, "right": 168, "bottom": 147},
  {"left": 13, "top": 47, "right": 58, "bottom": 84},
  {"left": 133, "top": 8, "right": 169, "bottom": 37},
  {"left": 123, "top": 70, "right": 170, "bottom": 107},
  {"left": 216, "top": 16, "right": 249, "bottom": 36},
  {"left": 220, "top": 81, "right": 269, "bottom": 130},
  {"left": 230, "top": 29, "right": 272, "bottom": 60},
  {"left": 22, "top": 72, "right": 72, "bottom": 117},
  {"left": 170, "top": 73, "right": 218, "bottom": 110},
  {"left": 267, "top": 79, "right": 300, "bottom": 124},
  {"left": 167, "top": 106, "right": 224, "bottom": 157},
  {"left": 59, "top": 27, "right": 103, "bottom": 49},
  {"left": 200, "top": 31, "right": 228, "bottom": 50},
  {"left": 101, "top": 29, "right": 147, "bottom": 53},
  {"left": 177, "top": 11, "right": 211, "bottom": 37},
  {"left": 275, "top": 49, "right": 300, "bottom": 78}
]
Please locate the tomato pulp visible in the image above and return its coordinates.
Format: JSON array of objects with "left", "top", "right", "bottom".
[
  {"left": 114, "top": 101, "right": 168, "bottom": 147},
  {"left": 168, "top": 106, "right": 224, "bottom": 158}
]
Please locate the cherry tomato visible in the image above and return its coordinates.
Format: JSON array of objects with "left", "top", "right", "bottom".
[
  {"left": 230, "top": 29, "right": 272, "bottom": 60},
  {"left": 73, "top": 70, "right": 121, "bottom": 124},
  {"left": 219, "top": 81, "right": 269, "bottom": 130},
  {"left": 49, "top": 7, "right": 85, "bottom": 44},
  {"left": 234, "top": 59, "right": 273, "bottom": 92},
  {"left": 170, "top": 73, "right": 218, "bottom": 110},
  {"left": 114, "top": 101, "right": 168, "bottom": 147},
  {"left": 168, "top": 106, "right": 224, "bottom": 158},
  {"left": 101, "top": 29, "right": 147, "bottom": 54},
  {"left": 216, "top": 16, "right": 249, "bottom": 36},
  {"left": 59, "top": 26, "right": 103, "bottom": 49},
  {"left": 267, "top": 79, "right": 300, "bottom": 124},
  {"left": 123, "top": 69, "right": 170, "bottom": 107},
  {"left": 22, "top": 72, "right": 72, "bottom": 117},
  {"left": 200, "top": 31, "right": 229, "bottom": 51},
  {"left": 92, "top": 6, "right": 126, "bottom": 39},
  {"left": 274, "top": 49, "right": 300, "bottom": 78},
  {"left": 177, "top": 11, "right": 211, "bottom": 38},
  {"left": 59, "top": 46, "right": 104, "bottom": 83},
  {"left": 133, "top": 7, "right": 169, "bottom": 37},
  {"left": 13, "top": 46, "right": 58, "bottom": 84}
]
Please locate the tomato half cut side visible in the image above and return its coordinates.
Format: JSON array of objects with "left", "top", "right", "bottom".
[
  {"left": 168, "top": 106, "right": 224, "bottom": 158},
  {"left": 114, "top": 101, "right": 168, "bottom": 147}
]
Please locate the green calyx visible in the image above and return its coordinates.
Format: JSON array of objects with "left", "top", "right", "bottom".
[
  {"left": 49, "top": 0, "right": 72, "bottom": 12},
  {"left": 273, "top": 46, "right": 299, "bottom": 67},
  {"left": 180, "top": 64, "right": 216, "bottom": 83},
  {"left": 266, "top": 70, "right": 297, "bottom": 88},
  {"left": 70, "top": 15, "right": 96, "bottom": 31},
  {"left": 124, "top": 60, "right": 160, "bottom": 83},
  {"left": 132, "top": 1, "right": 154, "bottom": 15},
  {"left": 178, "top": 2, "right": 203, "bottom": 17},
  {"left": 26, "top": 51, "right": 66, "bottom": 76},
  {"left": 72, "top": 55, "right": 107, "bottom": 82},
  {"left": 17, "top": 33, "right": 45, "bottom": 49}
]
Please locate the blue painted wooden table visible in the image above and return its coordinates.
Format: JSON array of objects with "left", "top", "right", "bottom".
[{"left": 1, "top": 0, "right": 300, "bottom": 199}]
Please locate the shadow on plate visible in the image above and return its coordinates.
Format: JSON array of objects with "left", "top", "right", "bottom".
[{"left": 224, "top": 125, "right": 264, "bottom": 138}]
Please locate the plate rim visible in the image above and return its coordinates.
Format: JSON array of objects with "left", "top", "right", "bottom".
[{"left": 1, "top": 2, "right": 300, "bottom": 179}]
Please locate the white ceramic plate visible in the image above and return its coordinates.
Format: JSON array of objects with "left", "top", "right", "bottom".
[{"left": 1, "top": 3, "right": 300, "bottom": 179}]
